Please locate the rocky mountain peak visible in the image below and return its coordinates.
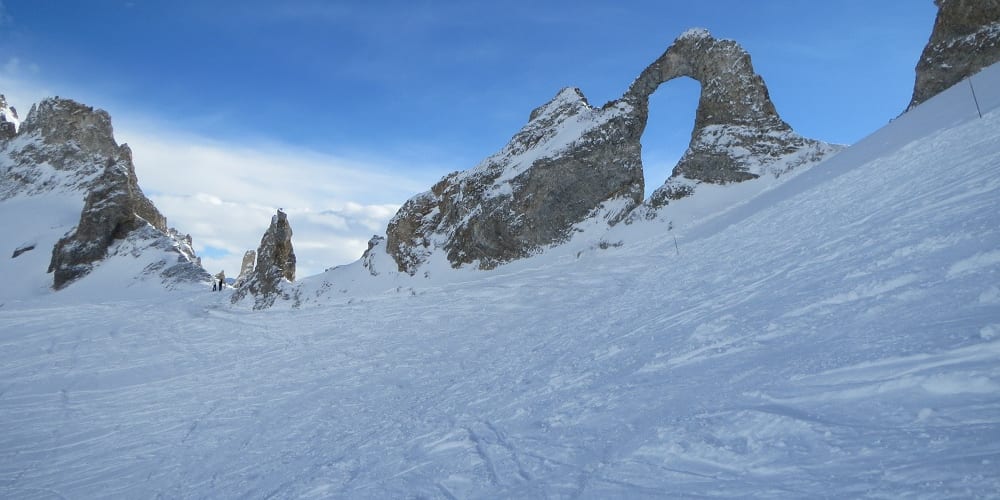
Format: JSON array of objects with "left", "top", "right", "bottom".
[
  {"left": 0, "top": 94, "right": 18, "bottom": 140},
  {"left": 20, "top": 97, "right": 118, "bottom": 157},
  {"left": 1, "top": 96, "right": 124, "bottom": 200},
  {"left": 385, "top": 84, "right": 644, "bottom": 274},
  {"left": 908, "top": 0, "right": 1000, "bottom": 110},
  {"left": 231, "top": 210, "right": 297, "bottom": 309}
]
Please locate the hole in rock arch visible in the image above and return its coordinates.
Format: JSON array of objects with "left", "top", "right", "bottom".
[{"left": 640, "top": 77, "right": 701, "bottom": 198}]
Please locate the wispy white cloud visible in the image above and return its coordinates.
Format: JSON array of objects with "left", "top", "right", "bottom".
[{"left": 117, "top": 123, "right": 435, "bottom": 277}]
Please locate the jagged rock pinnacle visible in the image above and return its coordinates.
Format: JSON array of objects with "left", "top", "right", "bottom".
[
  {"left": 231, "top": 209, "right": 296, "bottom": 309},
  {"left": 234, "top": 250, "right": 257, "bottom": 287},
  {"left": 907, "top": 0, "right": 1000, "bottom": 110},
  {"left": 0, "top": 94, "right": 18, "bottom": 140}
]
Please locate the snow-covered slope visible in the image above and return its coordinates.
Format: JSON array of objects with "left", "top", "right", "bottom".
[{"left": 2, "top": 64, "right": 999, "bottom": 498}]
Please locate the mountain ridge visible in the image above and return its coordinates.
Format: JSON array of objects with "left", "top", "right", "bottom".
[{"left": 385, "top": 28, "right": 838, "bottom": 276}]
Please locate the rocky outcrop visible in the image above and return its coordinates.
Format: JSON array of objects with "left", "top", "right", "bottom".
[
  {"left": 360, "top": 235, "right": 385, "bottom": 276},
  {"left": 908, "top": 0, "right": 1000, "bottom": 110},
  {"left": 386, "top": 87, "right": 644, "bottom": 274},
  {"left": 231, "top": 210, "right": 296, "bottom": 309},
  {"left": 386, "top": 29, "right": 834, "bottom": 274},
  {"left": 48, "top": 145, "right": 172, "bottom": 289},
  {"left": 233, "top": 250, "right": 256, "bottom": 287},
  {"left": 0, "top": 95, "right": 18, "bottom": 141}
]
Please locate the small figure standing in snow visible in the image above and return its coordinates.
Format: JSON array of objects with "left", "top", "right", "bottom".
[{"left": 212, "top": 282, "right": 217, "bottom": 291}]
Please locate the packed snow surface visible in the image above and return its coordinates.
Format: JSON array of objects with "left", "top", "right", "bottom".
[{"left": 2, "top": 65, "right": 1000, "bottom": 498}]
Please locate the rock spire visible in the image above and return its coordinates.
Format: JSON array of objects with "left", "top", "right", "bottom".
[
  {"left": 0, "top": 94, "right": 18, "bottom": 140},
  {"left": 908, "top": 0, "right": 1000, "bottom": 110},
  {"left": 231, "top": 210, "right": 296, "bottom": 309}
]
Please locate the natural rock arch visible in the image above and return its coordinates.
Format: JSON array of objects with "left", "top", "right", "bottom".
[
  {"left": 385, "top": 29, "right": 834, "bottom": 274},
  {"left": 623, "top": 29, "right": 832, "bottom": 207}
]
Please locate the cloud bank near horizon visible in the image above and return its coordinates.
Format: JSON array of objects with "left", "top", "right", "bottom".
[{"left": 124, "top": 129, "right": 431, "bottom": 277}]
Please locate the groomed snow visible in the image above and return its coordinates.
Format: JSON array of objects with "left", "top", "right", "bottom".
[{"left": 1, "top": 63, "right": 999, "bottom": 497}]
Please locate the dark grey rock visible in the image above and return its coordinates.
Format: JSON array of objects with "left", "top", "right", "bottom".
[
  {"left": 11, "top": 243, "right": 34, "bottom": 259},
  {"left": 48, "top": 145, "right": 171, "bottom": 289},
  {"left": 0, "top": 94, "right": 17, "bottom": 141},
  {"left": 231, "top": 210, "right": 296, "bottom": 309},
  {"left": 908, "top": 0, "right": 1000, "bottom": 110}
]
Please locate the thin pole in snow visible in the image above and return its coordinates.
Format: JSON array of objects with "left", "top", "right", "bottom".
[
  {"left": 673, "top": 235, "right": 680, "bottom": 255},
  {"left": 969, "top": 77, "right": 983, "bottom": 119}
]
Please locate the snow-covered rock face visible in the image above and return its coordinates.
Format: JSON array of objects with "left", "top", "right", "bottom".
[
  {"left": 625, "top": 29, "right": 837, "bottom": 208},
  {"left": 908, "top": 0, "right": 1000, "bottom": 110},
  {"left": 386, "top": 88, "right": 644, "bottom": 274},
  {"left": 48, "top": 145, "right": 173, "bottom": 289},
  {"left": 1, "top": 97, "right": 119, "bottom": 199},
  {"left": 0, "top": 94, "right": 18, "bottom": 140},
  {"left": 0, "top": 94, "right": 209, "bottom": 291},
  {"left": 386, "top": 29, "right": 835, "bottom": 274},
  {"left": 231, "top": 210, "right": 297, "bottom": 309}
]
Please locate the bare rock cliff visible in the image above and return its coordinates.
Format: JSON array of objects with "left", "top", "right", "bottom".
[
  {"left": 0, "top": 94, "right": 18, "bottom": 141},
  {"left": 908, "top": 0, "right": 1000, "bottom": 110},
  {"left": 48, "top": 145, "right": 171, "bottom": 289}
]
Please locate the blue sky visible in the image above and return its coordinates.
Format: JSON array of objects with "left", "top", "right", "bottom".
[{"left": 0, "top": 1, "right": 938, "bottom": 275}]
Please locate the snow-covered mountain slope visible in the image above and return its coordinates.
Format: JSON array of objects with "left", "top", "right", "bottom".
[{"left": 2, "top": 64, "right": 1000, "bottom": 498}]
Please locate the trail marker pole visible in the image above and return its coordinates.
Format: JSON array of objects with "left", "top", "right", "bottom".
[
  {"left": 969, "top": 76, "right": 983, "bottom": 119},
  {"left": 673, "top": 235, "right": 680, "bottom": 255}
]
